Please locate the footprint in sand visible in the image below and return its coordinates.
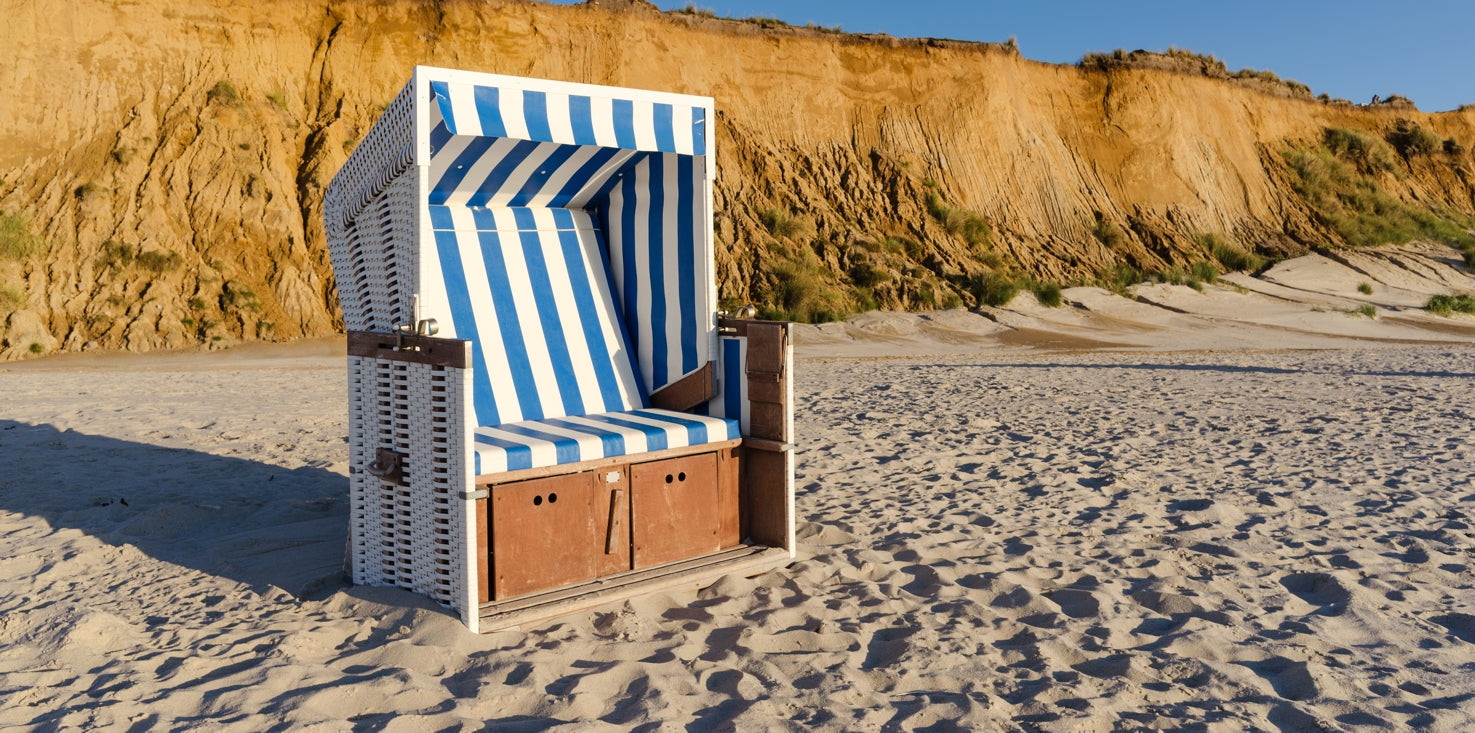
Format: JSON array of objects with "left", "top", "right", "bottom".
[
  {"left": 794, "top": 522, "right": 856, "bottom": 547},
  {"left": 1280, "top": 572, "right": 1352, "bottom": 615},
  {"left": 1240, "top": 656, "right": 1319, "bottom": 701},
  {"left": 1043, "top": 589, "right": 1101, "bottom": 619},
  {"left": 1166, "top": 498, "right": 1214, "bottom": 512},
  {"left": 1430, "top": 613, "right": 1475, "bottom": 643}
]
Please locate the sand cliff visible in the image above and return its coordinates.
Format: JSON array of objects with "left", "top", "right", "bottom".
[{"left": 2, "top": 0, "right": 1474, "bottom": 358}]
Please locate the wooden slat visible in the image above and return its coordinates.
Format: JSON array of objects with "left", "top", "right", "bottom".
[
  {"left": 747, "top": 377, "right": 786, "bottom": 405},
  {"left": 475, "top": 438, "right": 741, "bottom": 487},
  {"left": 749, "top": 402, "right": 788, "bottom": 442},
  {"left": 476, "top": 545, "right": 791, "bottom": 632},
  {"left": 604, "top": 489, "right": 626, "bottom": 555},
  {"left": 649, "top": 361, "right": 715, "bottom": 411},
  {"left": 743, "top": 437, "right": 792, "bottom": 453},
  {"left": 717, "top": 448, "right": 741, "bottom": 548},
  {"left": 476, "top": 497, "right": 490, "bottom": 604},
  {"left": 743, "top": 321, "right": 790, "bottom": 443},
  {"left": 597, "top": 480, "right": 631, "bottom": 577},
  {"left": 347, "top": 330, "right": 471, "bottom": 369},
  {"left": 745, "top": 323, "right": 786, "bottom": 376},
  {"left": 744, "top": 448, "right": 790, "bottom": 549},
  {"left": 484, "top": 545, "right": 771, "bottom": 616}
]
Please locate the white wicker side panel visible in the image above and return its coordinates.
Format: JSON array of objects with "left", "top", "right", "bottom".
[
  {"left": 332, "top": 173, "right": 419, "bottom": 334},
  {"left": 347, "top": 354, "right": 471, "bottom": 623},
  {"left": 324, "top": 79, "right": 417, "bottom": 333}
]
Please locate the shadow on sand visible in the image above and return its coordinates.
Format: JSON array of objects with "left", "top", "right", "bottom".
[
  {"left": 909, "top": 361, "right": 1475, "bottom": 379},
  {"left": 0, "top": 419, "right": 350, "bottom": 599}
]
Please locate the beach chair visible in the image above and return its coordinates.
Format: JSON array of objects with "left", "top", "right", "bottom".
[{"left": 323, "top": 67, "right": 795, "bottom": 632}]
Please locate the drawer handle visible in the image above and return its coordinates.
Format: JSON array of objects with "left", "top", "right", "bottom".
[{"left": 606, "top": 489, "right": 625, "bottom": 555}]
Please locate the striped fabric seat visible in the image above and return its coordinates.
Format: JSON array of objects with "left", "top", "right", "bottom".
[{"left": 472, "top": 408, "right": 739, "bottom": 474}]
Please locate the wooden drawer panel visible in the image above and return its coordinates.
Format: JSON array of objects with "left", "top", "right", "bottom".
[
  {"left": 631, "top": 453, "right": 721, "bottom": 568},
  {"left": 491, "top": 473, "right": 597, "bottom": 599}
]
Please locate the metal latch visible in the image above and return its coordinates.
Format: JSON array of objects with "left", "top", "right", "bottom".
[
  {"left": 366, "top": 447, "right": 407, "bottom": 486},
  {"left": 394, "top": 318, "right": 439, "bottom": 352}
]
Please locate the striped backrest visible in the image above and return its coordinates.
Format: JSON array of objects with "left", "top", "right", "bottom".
[
  {"left": 602, "top": 152, "right": 709, "bottom": 392},
  {"left": 428, "top": 206, "right": 647, "bottom": 426}
]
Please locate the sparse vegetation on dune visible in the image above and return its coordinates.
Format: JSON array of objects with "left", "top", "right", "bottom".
[
  {"left": 1425, "top": 293, "right": 1475, "bottom": 316},
  {"left": 672, "top": 5, "right": 843, "bottom": 33},
  {"left": 1098, "top": 262, "right": 1146, "bottom": 296},
  {"left": 1284, "top": 128, "right": 1475, "bottom": 250},
  {"left": 1029, "top": 279, "right": 1064, "bottom": 307},
  {"left": 966, "top": 271, "right": 1017, "bottom": 307}
]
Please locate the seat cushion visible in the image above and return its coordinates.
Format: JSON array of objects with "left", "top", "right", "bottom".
[{"left": 472, "top": 408, "right": 739, "bottom": 475}]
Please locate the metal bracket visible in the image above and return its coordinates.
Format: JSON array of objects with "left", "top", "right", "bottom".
[
  {"left": 460, "top": 488, "right": 490, "bottom": 501},
  {"left": 716, "top": 305, "right": 757, "bottom": 334},
  {"left": 366, "top": 447, "right": 407, "bottom": 486},
  {"left": 394, "top": 319, "right": 440, "bottom": 352}
]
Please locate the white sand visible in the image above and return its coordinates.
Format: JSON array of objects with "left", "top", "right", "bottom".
[{"left": 4, "top": 245, "right": 1475, "bottom": 729}]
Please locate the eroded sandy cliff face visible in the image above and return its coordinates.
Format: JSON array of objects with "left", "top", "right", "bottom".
[{"left": 2, "top": 0, "right": 1473, "bottom": 357}]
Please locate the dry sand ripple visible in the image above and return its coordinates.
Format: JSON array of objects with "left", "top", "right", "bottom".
[{"left": 2, "top": 346, "right": 1474, "bottom": 730}]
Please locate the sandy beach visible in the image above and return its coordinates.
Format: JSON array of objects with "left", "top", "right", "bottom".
[{"left": 4, "top": 248, "right": 1475, "bottom": 730}]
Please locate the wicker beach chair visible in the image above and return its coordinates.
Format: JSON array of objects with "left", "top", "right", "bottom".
[{"left": 324, "top": 67, "right": 795, "bottom": 632}]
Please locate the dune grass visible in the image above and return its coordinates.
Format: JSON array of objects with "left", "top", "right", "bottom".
[
  {"left": 1198, "top": 233, "right": 1269, "bottom": 273},
  {"left": 1284, "top": 130, "right": 1475, "bottom": 250},
  {"left": 1425, "top": 294, "right": 1475, "bottom": 316}
]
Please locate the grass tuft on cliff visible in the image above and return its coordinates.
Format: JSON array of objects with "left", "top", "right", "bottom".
[
  {"left": 1079, "top": 46, "right": 1312, "bottom": 98},
  {"left": 757, "top": 242, "right": 852, "bottom": 323},
  {"left": 1198, "top": 233, "right": 1268, "bottom": 273},
  {"left": 760, "top": 208, "right": 814, "bottom": 239},
  {"left": 1323, "top": 128, "right": 1399, "bottom": 175},
  {"left": 925, "top": 192, "right": 991, "bottom": 247},
  {"left": 0, "top": 284, "right": 23, "bottom": 310},
  {"left": 0, "top": 213, "right": 46, "bottom": 261},
  {"left": 1284, "top": 131, "right": 1475, "bottom": 250},
  {"left": 207, "top": 80, "right": 243, "bottom": 107}
]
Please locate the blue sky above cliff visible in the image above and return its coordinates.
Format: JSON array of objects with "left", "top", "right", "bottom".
[{"left": 580, "top": 0, "right": 1475, "bottom": 111}]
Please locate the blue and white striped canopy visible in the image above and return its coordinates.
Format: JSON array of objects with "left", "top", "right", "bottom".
[
  {"left": 428, "top": 79, "right": 707, "bottom": 157},
  {"left": 410, "top": 67, "right": 720, "bottom": 442}
]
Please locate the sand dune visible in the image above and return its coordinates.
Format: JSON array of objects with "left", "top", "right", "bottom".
[
  {"left": 3, "top": 246, "right": 1475, "bottom": 729},
  {"left": 798, "top": 242, "right": 1475, "bottom": 358}
]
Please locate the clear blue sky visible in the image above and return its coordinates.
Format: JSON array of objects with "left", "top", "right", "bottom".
[{"left": 571, "top": 0, "right": 1475, "bottom": 111}]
